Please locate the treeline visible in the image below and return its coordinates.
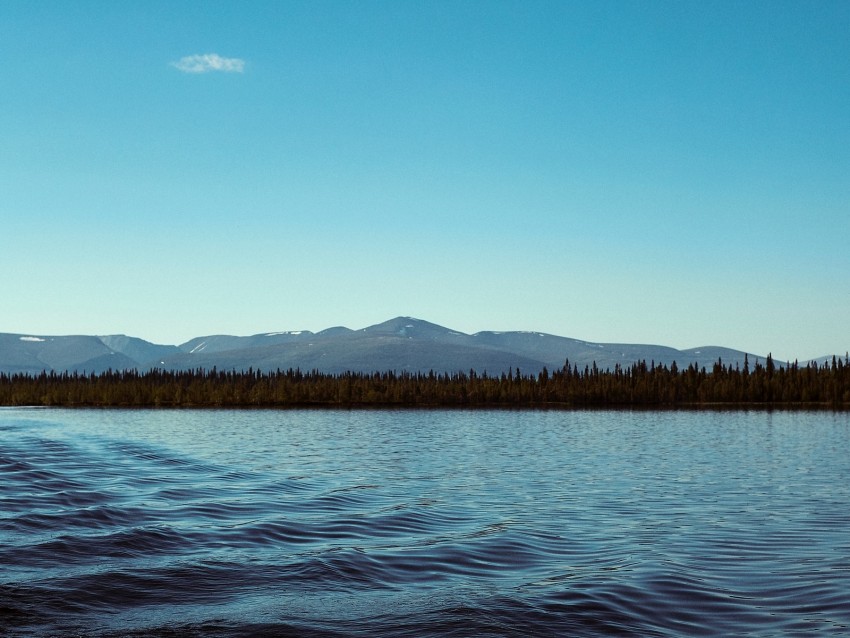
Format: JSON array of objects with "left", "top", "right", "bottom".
[{"left": 1, "top": 354, "right": 849, "bottom": 408}]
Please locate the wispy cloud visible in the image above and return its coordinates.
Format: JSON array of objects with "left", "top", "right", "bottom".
[{"left": 171, "top": 53, "right": 245, "bottom": 74}]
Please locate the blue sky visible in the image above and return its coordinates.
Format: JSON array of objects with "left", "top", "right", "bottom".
[{"left": 2, "top": 1, "right": 848, "bottom": 361}]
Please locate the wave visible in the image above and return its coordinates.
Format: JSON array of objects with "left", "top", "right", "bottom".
[{"left": 2, "top": 408, "right": 849, "bottom": 636}]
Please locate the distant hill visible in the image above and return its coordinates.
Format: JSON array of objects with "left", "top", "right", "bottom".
[
  {"left": 0, "top": 317, "right": 809, "bottom": 376},
  {"left": 0, "top": 333, "right": 140, "bottom": 374}
]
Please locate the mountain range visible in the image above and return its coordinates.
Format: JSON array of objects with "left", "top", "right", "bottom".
[{"left": 0, "top": 316, "right": 804, "bottom": 376}]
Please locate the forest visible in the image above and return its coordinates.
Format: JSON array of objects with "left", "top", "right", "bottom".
[{"left": 1, "top": 355, "right": 848, "bottom": 408}]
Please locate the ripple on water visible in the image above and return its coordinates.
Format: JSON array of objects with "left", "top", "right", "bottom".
[{"left": 1, "top": 408, "right": 849, "bottom": 637}]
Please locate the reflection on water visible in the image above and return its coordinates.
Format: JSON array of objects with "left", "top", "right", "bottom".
[{"left": 1, "top": 408, "right": 849, "bottom": 636}]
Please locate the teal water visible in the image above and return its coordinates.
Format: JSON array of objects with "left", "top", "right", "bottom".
[{"left": 1, "top": 408, "right": 849, "bottom": 636}]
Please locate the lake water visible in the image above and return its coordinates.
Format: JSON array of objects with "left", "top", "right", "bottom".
[{"left": 1, "top": 408, "right": 848, "bottom": 636}]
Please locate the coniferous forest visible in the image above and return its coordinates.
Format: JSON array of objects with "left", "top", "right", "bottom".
[{"left": 1, "top": 355, "right": 849, "bottom": 408}]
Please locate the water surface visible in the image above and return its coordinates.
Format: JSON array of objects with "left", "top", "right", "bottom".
[{"left": 1, "top": 408, "right": 848, "bottom": 636}]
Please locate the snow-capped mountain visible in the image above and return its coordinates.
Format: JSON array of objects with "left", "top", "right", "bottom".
[{"left": 0, "top": 317, "right": 785, "bottom": 375}]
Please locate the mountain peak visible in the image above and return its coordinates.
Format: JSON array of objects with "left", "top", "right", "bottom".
[{"left": 361, "top": 317, "right": 464, "bottom": 338}]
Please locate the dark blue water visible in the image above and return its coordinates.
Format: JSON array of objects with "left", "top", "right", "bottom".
[{"left": 1, "top": 408, "right": 848, "bottom": 636}]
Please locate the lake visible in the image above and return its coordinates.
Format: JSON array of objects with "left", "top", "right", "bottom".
[{"left": 1, "top": 408, "right": 848, "bottom": 636}]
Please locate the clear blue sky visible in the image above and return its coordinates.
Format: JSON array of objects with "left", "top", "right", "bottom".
[{"left": 2, "top": 1, "right": 848, "bottom": 361}]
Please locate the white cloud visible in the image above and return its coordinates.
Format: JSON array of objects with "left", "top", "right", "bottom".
[{"left": 171, "top": 53, "right": 245, "bottom": 74}]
